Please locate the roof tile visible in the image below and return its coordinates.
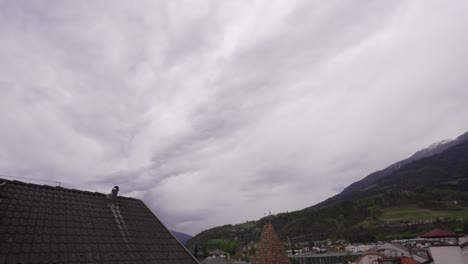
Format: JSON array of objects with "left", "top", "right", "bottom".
[
  {"left": 0, "top": 177, "right": 199, "bottom": 264},
  {"left": 252, "top": 223, "right": 291, "bottom": 264},
  {"left": 420, "top": 228, "right": 458, "bottom": 238}
]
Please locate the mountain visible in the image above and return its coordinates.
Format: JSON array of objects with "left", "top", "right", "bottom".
[
  {"left": 171, "top": 230, "right": 193, "bottom": 245},
  {"left": 313, "top": 131, "right": 468, "bottom": 208},
  {"left": 188, "top": 131, "right": 468, "bottom": 253}
]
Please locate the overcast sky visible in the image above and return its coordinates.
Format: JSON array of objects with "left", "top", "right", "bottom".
[{"left": 1, "top": 0, "right": 468, "bottom": 235}]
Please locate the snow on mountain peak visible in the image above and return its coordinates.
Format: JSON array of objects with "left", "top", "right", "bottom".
[{"left": 427, "top": 139, "right": 453, "bottom": 150}]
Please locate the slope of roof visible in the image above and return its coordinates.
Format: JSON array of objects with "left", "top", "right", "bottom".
[
  {"left": 460, "top": 240, "right": 468, "bottom": 248},
  {"left": 251, "top": 223, "right": 290, "bottom": 264},
  {"left": 420, "top": 228, "right": 458, "bottom": 238},
  {"left": 0, "top": 178, "right": 199, "bottom": 264},
  {"left": 378, "top": 243, "right": 428, "bottom": 261}
]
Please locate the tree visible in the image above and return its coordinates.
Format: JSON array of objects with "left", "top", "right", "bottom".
[
  {"left": 463, "top": 221, "right": 468, "bottom": 234},
  {"left": 202, "top": 246, "right": 209, "bottom": 259},
  {"left": 369, "top": 206, "right": 382, "bottom": 221},
  {"left": 342, "top": 253, "right": 352, "bottom": 264}
]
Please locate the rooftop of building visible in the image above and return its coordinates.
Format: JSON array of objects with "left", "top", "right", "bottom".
[{"left": 0, "top": 177, "right": 199, "bottom": 264}]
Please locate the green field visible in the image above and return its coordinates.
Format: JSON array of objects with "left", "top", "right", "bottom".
[{"left": 380, "top": 205, "right": 468, "bottom": 222}]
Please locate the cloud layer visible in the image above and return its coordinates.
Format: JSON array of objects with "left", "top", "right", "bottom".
[{"left": 1, "top": 0, "right": 468, "bottom": 235}]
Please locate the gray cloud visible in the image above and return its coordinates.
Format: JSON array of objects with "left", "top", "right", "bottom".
[{"left": 1, "top": 0, "right": 468, "bottom": 235}]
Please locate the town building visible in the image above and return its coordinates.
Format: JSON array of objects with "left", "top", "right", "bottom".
[
  {"left": 419, "top": 228, "right": 468, "bottom": 264},
  {"left": 377, "top": 243, "right": 429, "bottom": 263},
  {"left": 200, "top": 249, "right": 230, "bottom": 264},
  {"left": 376, "top": 256, "right": 420, "bottom": 264},
  {"left": 290, "top": 252, "right": 362, "bottom": 264},
  {"left": 209, "top": 249, "right": 227, "bottom": 259},
  {"left": 346, "top": 245, "right": 376, "bottom": 253}
]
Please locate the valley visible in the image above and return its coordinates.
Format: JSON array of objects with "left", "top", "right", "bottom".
[{"left": 187, "top": 131, "right": 468, "bottom": 261}]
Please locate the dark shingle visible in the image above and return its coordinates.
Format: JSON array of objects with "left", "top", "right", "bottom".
[{"left": 0, "top": 178, "right": 199, "bottom": 264}]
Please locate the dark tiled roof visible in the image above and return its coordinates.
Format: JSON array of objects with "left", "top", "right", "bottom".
[
  {"left": 251, "top": 224, "right": 290, "bottom": 264},
  {"left": 0, "top": 178, "right": 199, "bottom": 264},
  {"left": 419, "top": 228, "right": 458, "bottom": 238}
]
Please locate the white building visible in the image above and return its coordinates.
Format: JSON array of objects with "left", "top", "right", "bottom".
[
  {"left": 425, "top": 241, "right": 468, "bottom": 264},
  {"left": 346, "top": 245, "right": 376, "bottom": 253},
  {"left": 377, "top": 243, "right": 428, "bottom": 263}
]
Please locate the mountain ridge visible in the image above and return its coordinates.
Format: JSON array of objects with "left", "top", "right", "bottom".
[
  {"left": 188, "top": 130, "right": 468, "bottom": 254},
  {"left": 312, "top": 131, "right": 468, "bottom": 208},
  {"left": 171, "top": 230, "right": 193, "bottom": 245}
]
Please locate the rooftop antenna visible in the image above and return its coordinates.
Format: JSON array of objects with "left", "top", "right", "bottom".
[{"left": 0, "top": 174, "right": 62, "bottom": 187}]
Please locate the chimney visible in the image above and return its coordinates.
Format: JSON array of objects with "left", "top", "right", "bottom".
[{"left": 111, "top": 186, "right": 119, "bottom": 204}]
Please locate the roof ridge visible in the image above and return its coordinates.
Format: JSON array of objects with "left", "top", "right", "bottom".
[
  {"left": 0, "top": 177, "right": 140, "bottom": 200},
  {"left": 420, "top": 228, "right": 458, "bottom": 238}
]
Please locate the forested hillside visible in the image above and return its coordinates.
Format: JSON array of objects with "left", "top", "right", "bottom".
[
  {"left": 189, "top": 189, "right": 468, "bottom": 252},
  {"left": 314, "top": 132, "right": 468, "bottom": 208}
]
